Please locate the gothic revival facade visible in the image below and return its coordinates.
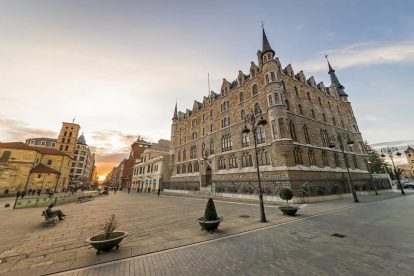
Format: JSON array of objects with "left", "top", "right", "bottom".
[{"left": 169, "top": 29, "right": 369, "bottom": 189}]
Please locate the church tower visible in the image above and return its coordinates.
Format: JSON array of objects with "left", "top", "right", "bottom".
[
  {"left": 169, "top": 102, "right": 178, "bottom": 170},
  {"left": 261, "top": 28, "right": 293, "bottom": 161},
  {"left": 55, "top": 122, "right": 80, "bottom": 156}
]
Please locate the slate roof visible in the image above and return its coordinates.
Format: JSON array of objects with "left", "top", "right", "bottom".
[
  {"left": 30, "top": 163, "right": 61, "bottom": 174},
  {"left": 261, "top": 28, "right": 275, "bottom": 58},
  {"left": 77, "top": 133, "right": 86, "bottom": 145},
  {"left": 405, "top": 146, "right": 414, "bottom": 153},
  {"left": 327, "top": 61, "right": 348, "bottom": 97},
  {"left": 0, "top": 142, "right": 72, "bottom": 157},
  {"left": 172, "top": 102, "right": 178, "bottom": 120}
]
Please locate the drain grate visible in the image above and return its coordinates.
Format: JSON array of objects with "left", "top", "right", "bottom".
[
  {"left": 332, "top": 233, "right": 346, "bottom": 238},
  {"left": 239, "top": 215, "right": 250, "bottom": 218}
]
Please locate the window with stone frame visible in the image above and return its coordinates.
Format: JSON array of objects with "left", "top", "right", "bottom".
[
  {"left": 192, "top": 132, "right": 197, "bottom": 140},
  {"left": 183, "top": 149, "right": 186, "bottom": 161},
  {"left": 271, "top": 120, "right": 278, "bottom": 139},
  {"left": 203, "top": 128, "right": 206, "bottom": 136},
  {"left": 274, "top": 92, "right": 279, "bottom": 103},
  {"left": 190, "top": 145, "right": 197, "bottom": 159},
  {"left": 308, "top": 148, "right": 316, "bottom": 165},
  {"left": 281, "top": 81, "right": 285, "bottom": 91},
  {"left": 192, "top": 119, "right": 197, "bottom": 127},
  {"left": 341, "top": 120, "right": 345, "bottom": 129},
  {"left": 303, "top": 125, "right": 310, "bottom": 144},
  {"left": 240, "top": 92, "right": 244, "bottom": 102},
  {"left": 242, "top": 152, "right": 253, "bottom": 167},
  {"left": 202, "top": 142, "right": 206, "bottom": 157},
  {"left": 258, "top": 150, "right": 270, "bottom": 166},
  {"left": 203, "top": 114, "right": 206, "bottom": 122},
  {"left": 254, "top": 103, "right": 261, "bottom": 115},
  {"left": 210, "top": 124, "right": 214, "bottom": 132},
  {"left": 294, "top": 86, "right": 299, "bottom": 97},
  {"left": 182, "top": 164, "right": 186, "bottom": 173},
  {"left": 241, "top": 110, "right": 246, "bottom": 121},
  {"left": 289, "top": 121, "right": 297, "bottom": 141},
  {"left": 332, "top": 117, "right": 336, "bottom": 126},
  {"left": 210, "top": 109, "right": 213, "bottom": 118},
  {"left": 353, "top": 155, "right": 358, "bottom": 168},
  {"left": 229, "top": 154, "right": 237, "bottom": 168},
  {"left": 298, "top": 104, "right": 303, "bottom": 115},
  {"left": 242, "top": 132, "right": 250, "bottom": 147},
  {"left": 322, "top": 150, "right": 329, "bottom": 166},
  {"left": 311, "top": 109, "right": 316, "bottom": 119},
  {"left": 293, "top": 146, "right": 303, "bottom": 165},
  {"left": 285, "top": 100, "right": 290, "bottom": 111},
  {"left": 194, "top": 162, "right": 199, "bottom": 172},
  {"left": 239, "top": 78, "right": 242, "bottom": 86},
  {"left": 307, "top": 91, "right": 312, "bottom": 102},
  {"left": 322, "top": 113, "right": 327, "bottom": 123},
  {"left": 219, "top": 156, "right": 226, "bottom": 170},
  {"left": 252, "top": 84, "right": 258, "bottom": 96},
  {"left": 268, "top": 95, "right": 273, "bottom": 106},
  {"left": 271, "top": 72, "right": 276, "bottom": 82},
  {"left": 318, "top": 97, "right": 323, "bottom": 107},
  {"left": 210, "top": 140, "right": 215, "bottom": 154},
  {"left": 334, "top": 152, "right": 340, "bottom": 167},
  {"left": 278, "top": 118, "right": 287, "bottom": 138},
  {"left": 221, "top": 134, "right": 232, "bottom": 151},
  {"left": 328, "top": 101, "right": 332, "bottom": 110},
  {"left": 222, "top": 117, "right": 230, "bottom": 128},
  {"left": 251, "top": 69, "right": 256, "bottom": 77},
  {"left": 256, "top": 127, "right": 266, "bottom": 144},
  {"left": 265, "top": 74, "right": 269, "bottom": 84},
  {"left": 320, "top": 129, "right": 329, "bottom": 147},
  {"left": 188, "top": 163, "right": 192, "bottom": 173}
]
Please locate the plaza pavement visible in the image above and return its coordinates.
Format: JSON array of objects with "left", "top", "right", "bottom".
[{"left": 0, "top": 190, "right": 412, "bottom": 276}]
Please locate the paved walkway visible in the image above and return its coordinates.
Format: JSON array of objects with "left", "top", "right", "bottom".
[
  {"left": 0, "top": 190, "right": 411, "bottom": 275},
  {"left": 55, "top": 192, "right": 414, "bottom": 276}
]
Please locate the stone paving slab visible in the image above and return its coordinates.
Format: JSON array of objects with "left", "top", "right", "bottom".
[{"left": 0, "top": 190, "right": 412, "bottom": 275}]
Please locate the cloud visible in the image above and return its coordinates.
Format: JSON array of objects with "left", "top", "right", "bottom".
[
  {"left": 0, "top": 116, "right": 57, "bottom": 142},
  {"left": 359, "top": 116, "right": 378, "bottom": 122},
  {"left": 294, "top": 25, "right": 304, "bottom": 31},
  {"left": 294, "top": 40, "right": 414, "bottom": 73}
]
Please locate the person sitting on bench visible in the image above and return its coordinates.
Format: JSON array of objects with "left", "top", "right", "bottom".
[{"left": 46, "top": 204, "right": 66, "bottom": 221}]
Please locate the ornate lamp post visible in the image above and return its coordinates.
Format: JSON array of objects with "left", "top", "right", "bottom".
[
  {"left": 380, "top": 147, "right": 404, "bottom": 195},
  {"left": 242, "top": 107, "right": 268, "bottom": 223},
  {"left": 329, "top": 132, "right": 359, "bottom": 203}
]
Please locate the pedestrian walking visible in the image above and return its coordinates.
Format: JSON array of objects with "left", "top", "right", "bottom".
[
  {"left": 157, "top": 188, "right": 161, "bottom": 196},
  {"left": 128, "top": 188, "right": 131, "bottom": 194}
]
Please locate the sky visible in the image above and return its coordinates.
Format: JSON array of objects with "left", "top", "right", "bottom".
[{"left": 0, "top": 0, "right": 413, "bottom": 177}]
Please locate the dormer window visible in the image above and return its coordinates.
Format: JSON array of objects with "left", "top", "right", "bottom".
[
  {"left": 251, "top": 70, "right": 255, "bottom": 77},
  {"left": 239, "top": 78, "right": 242, "bottom": 86}
]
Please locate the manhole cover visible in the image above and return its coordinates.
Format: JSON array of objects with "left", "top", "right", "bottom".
[
  {"left": 332, "top": 233, "right": 346, "bottom": 238},
  {"left": 239, "top": 215, "right": 250, "bottom": 218}
]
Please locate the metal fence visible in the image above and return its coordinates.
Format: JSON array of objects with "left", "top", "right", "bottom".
[
  {"left": 13, "top": 191, "right": 100, "bottom": 209},
  {"left": 214, "top": 178, "right": 391, "bottom": 197},
  {"left": 163, "top": 181, "right": 200, "bottom": 191}
]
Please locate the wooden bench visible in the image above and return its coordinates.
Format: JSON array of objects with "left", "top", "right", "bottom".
[
  {"left": 77, "top": 195, "right": 94, "bottom": 203},
  {"left": 42, "top": 210, "right": 58, "bottom": 227}
]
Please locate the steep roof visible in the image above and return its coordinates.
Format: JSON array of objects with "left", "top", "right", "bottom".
[
  {"left": 405, "top": 145, "right": 414, "bottom": 153},
  {"left": 172, "top": 102, "right": 178, "bottom": 120},
  {"left": 30, "top": 163, "right": 61, "bottom": 174},
  {"left": 261, "top": 27, "right": 275, "bottom": 58},
  {"left": 77, "top": 133, "right": 87, "bottom": 145},
  {"left": 327, "top": 59, "right": 348, "bottom": 97},
  {"left": 0, "top": 142, "right": 72, "bottom": 157}
]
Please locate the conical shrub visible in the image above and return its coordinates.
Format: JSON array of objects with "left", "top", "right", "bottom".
[{"left": 204, "top": 198, "right": 218, "bottom": 221}]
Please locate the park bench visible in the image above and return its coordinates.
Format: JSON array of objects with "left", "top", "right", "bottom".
[
  {"left": 77, "top": 195, "right": 94, "bottom": 203},
  {"left": 42, "top": 210, "right": 58, "bottom": 227}
]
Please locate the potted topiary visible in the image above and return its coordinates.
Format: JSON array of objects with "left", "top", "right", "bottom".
[
  {"left": 21, "top": 191, "right": 27, "bottom": 198},
  {"left": 85, "top": 214, "right": 127, "bottom": 255},
  {"left": 16, "top": 191, "right": 21, "bottom": 198},
  {"left": 278, "top": 188, "right": 299, "bottom": 216},
  {"left": 196, "top": 198, "right": 223, "bottom": 233}
]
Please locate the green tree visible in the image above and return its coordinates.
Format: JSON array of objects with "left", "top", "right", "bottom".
[{"left": 365, "top": 141, "right": 387, "bottom": 173}]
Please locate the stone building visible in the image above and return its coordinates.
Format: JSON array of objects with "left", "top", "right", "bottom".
[
  {"left": 168, "top": 28, "right": 372, "bottom": 195},
  {"left": 0, "top": 142, "right": 72, "bottom": 194},
  {"left": 69, "top": 133, "right": 94, "bottom": 187},
  {"left": 55, "top": 122, "right": 81, "bottom": 156},
  {"left": 132, "top": 141, "right": 171, "bottom": 192},
  {"left": 403, "top": 146, "right": 414, "bottom": 177},
  {"left": 25, "top": 138, "right": 57, "bottom": 148}
]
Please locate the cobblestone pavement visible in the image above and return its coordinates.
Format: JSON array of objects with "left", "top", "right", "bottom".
[{"left": 0, "top": 190, "right": 412, "bottom": 275}]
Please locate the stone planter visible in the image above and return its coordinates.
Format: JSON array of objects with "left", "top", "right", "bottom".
[
  {"left": 278, "top": 206, "right": 299, "bottom": 216},
  {"left": 86, "top": 231, "right": 128, "bottom": 255},
  {"left": 196, "top": 217, "right": 223, "bottom": 233}
]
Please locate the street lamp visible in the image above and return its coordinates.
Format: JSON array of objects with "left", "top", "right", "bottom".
[
  {"left": 381, "top": 147, "right": 404, "bottom": 195},
  {"left": 242, "top": 106, "right": 268, "bottom": 223},
  {"left": 329, "top": 132, "right": 359, "bottom": 203}
]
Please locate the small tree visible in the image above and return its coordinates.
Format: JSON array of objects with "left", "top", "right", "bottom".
[
  {"left": 16, "top": 191, "right": 21, "bottom": 198},
  {"left": 204, "top": 198, "right": 218, "bottom": 221},
  {"left": 101, "top": 214, "right": 119, "bottom": 239},
  {"left": 279, "top": 188, "right": 293, "bottom": 207}
]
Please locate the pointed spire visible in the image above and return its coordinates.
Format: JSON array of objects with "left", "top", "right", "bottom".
[
  {"left": 261, "top": 24, "right": 275, "bottom": 58},
  {"left": 325, "top": 55, "right": 348, "bottom": 97},
  {"left": 172, "top": 101, "right": 178, "bottom": 120}
]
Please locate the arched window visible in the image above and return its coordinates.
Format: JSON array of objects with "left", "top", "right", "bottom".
[
  {"left": 190, "top": 146, "right": 197, "bottom": 159},
  {"left": 322, "top": 113, "right": 327, "bottom": 123},
  {"left": 268, "top": 95, "right": 273, "bottom": 106},
  {"left": 320, "top": 129, "right": 329, "bottom": 147},
  {"left": 332, "top": 117, "right": 336, "bottom": 126},
  {"left": 256, "top": 127, "right": 266, "bottom": 144},
  {"left": 328, "top": 102, "right": 332, "bottom": 110},
  {"left": 242, "top": 132, "right": 250, "bottom": 147},
  {"left": 188, "top": 163, "right": 192, "bottom": 173},
  {"left": 210, "top": 109, "right": 213, "bottom": 118},
  {"left": 183, "top": 149, "right": 186, "bottom": 161},
  {"left": 177, "top": 166, "right": 180, "bottom": 174},
  {"left": 64, "top": 131, "right": 67, "bottom": 137},
  {"left": 251, "top": 69, "right": 256, "bottom": 77},
  {"left": 221, "top": 134, "right": 232, "bottom": 151},
  {"left": 307, "top": 91, "right": 312, "bottom": 102},
  {"left": 293, "top": 146, "right": 303, "bottom": 164},
  {"left": 337, "top": 105, "right": 341, "bottom": 114},
  {"left": 281, "top": 81, "right": 285, "bottom": 91},
  {"left": 334, "top": 152, "right": 340, "bottom": 167},
  {"left": 303, "top": 125, "right": 310, "bottom": 144},
  {"left": 285, "top": 100, "right": 290, "bottom": 111},
  {"left": 308, "top": 148, "right": 316, "bottom": 165},
  {"left": 254, "top": 103, "right": 261, "bottom": 115},
  {"left": 219, "top": 157, "right": 226, "bottom": 170},
  {"left": 318, "top": 97, "right": 323, "bottom": 106},
  {"left": 69, "top": 132, "right": 72, "bottom": 137},
  {"left": 322, "top": 150, "right": 329, "bottom": 166},
  {"left": 203, "top": 128, "right": 206, "bottom": 136},
  {"left": 294, "top": 86, "right": 299, "bottom": 97},
  {"left": 353, "top": 155, "right": 358, "bottom": 168},
  {"left": 258, "top": 150, "right": 270, "bottom": 166},
  {"left": 242, "top": 152, "right": 253, "bottom": 167},
  {"left": 240, "top": 92, "right": 244, "bottom": 102},
  {"left": 298, "top": 104, "right": 303, "bottom": 115},
  {"left": 289, "top": 121, "right": 297, "bottom": 141},
  {"left": 182, "top": 164, "right": 186, "bottom": 173},
  {"left": 252, "top": 84, "right": 258, "bottom": 96},
  {"left": 210, "top": 140, "right": 215, "bottom": 154},
  {"left": 229, "top": 154, "right": 237, "bottom": 168},
  {"left": 311, "top": 109, "right": 316, "bottom": 119},
  {"left": 203, "top": 114, "right": 206, "bottom": 122},
  {"left": 210, "top": 124, "right": 214, "bottom": 132},
  {"left": 239, "top": 78, "right": 242, "bottom": 86},
  {"left": 202, "top": 142, "right": 206, "bottom": 157},
  {"left": 194, "top": 162, "right": 199, "bottom": 172},
  {"left": 178, "top": 151, "right": 181, "bottom": 162},
  {"left": 241, "top": 110, "right": 246, "bottom": 121},
  {"left": 192, "top": 132, "right": 197, "bottom": 140}
]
